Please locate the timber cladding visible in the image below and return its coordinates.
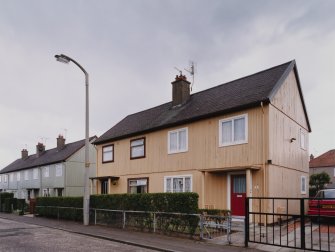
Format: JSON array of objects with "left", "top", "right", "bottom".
[{"left": 97, "top": 107, "right": 265, "bottom": 177}]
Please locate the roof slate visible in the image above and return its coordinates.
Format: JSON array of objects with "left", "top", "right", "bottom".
[
  {"left": 0, "top": 137, "right": 96, "bottom": 174},
  {"left": 310, "top": 150, "right": 335, "bottom": 168},
  {"left": 95, "top": 60, "right": 307, "bottom": 144}
]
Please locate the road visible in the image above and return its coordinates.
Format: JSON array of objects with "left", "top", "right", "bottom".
[{"left": 0, "top": 218, "right": 155, "bottom": 252}]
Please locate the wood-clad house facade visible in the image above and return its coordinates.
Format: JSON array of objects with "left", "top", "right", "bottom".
[{"left": 93, "top": 61, "right": 311, "bottom": 216}]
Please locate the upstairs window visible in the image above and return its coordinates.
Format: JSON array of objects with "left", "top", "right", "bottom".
[
  {"left": 130, "top": 138, "right": 145, "bottom": 159},
  {"left": 24, "top": 171, "right": 29, "bottom": 181},
  {"left": 4, "top": 175, "right": 7, "bottom": 183},
  {"left": 33, "top": 168, "right": 39, "bottom": 180},
  {"left": 16, "top": 172, "right": 20, "bottom": 181},
  {"left": 300, "top": 129, "right": 307, "bottom": 150},
  {"left": 219, "top": 114, "right": 248, "bottom": 147},
  {"left": 168, "top": 128, "right": 188, "bottom": 154},
  {"left": 102, "top": 144, "right": 114, "bottom": 163},
  {"left": 9, "top": 173, "right": 14, "bottom": 182},
  {"left": 44, "top": 166, "right": 49, "bottom": 178},
  {"left": 0, "top": 175, "right": 2, "bottom": 183},
  {"left": 164, "top": 175, "right": 192, "bottom": 193},
  {"left": 55, "top": 164, "right": 62, "bottom": 177}
]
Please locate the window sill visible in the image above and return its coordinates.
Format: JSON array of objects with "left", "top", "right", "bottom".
[
  {"left": 102, "top": 160, "right": 114, "bottom": 164},
  {"left": 219, "top": 141, "right": 248, "bottom": 147},
  {"left": 168, "top": 149, "right": 188, "bottom": 155}
]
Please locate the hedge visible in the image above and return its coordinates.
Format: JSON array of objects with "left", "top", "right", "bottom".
[
  {"left": 90, "top": 193, "right": 199, "bottom": 213},
  {"left": 36, "top": 193, "right": 199, "bottom": 235},
  {"left": 36, "top": 197, "right": 83, "bottom": 221},
  {"left": 0, "top": 192, "right": 14, "bottom": 212}
]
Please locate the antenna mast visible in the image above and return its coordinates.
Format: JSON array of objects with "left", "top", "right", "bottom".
[{"left": 184, "top": 61, "right": 196, "bottom": 91}]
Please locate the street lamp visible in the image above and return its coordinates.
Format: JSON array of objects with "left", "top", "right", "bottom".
[{"left": 55, "top": 54, "right": 90, "bottom": 226}]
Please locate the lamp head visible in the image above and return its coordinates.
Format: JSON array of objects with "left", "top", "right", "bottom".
[{"left": 55, "top": 54, "right": 70, "bottom": 64}]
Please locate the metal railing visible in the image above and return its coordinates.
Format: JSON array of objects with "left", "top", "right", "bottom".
[
  {"left": 245, "top": 197, "right": 335, "bottom": 252},
  {"left": 35, "top": 206, "right": 231, "bottom": 242}
]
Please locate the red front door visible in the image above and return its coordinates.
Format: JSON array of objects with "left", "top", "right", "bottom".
[{"left": 231, "top": 175, "right": 246, "bottom": 216}]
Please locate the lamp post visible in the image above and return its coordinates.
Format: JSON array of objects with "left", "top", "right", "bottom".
[{"left": 55, "top": 54, "right": 90, "bottom": 226}]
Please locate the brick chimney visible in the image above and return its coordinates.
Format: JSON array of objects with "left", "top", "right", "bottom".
[
  {"left": 171, "top": 74, "right": 191, "bottom": 107},
  {"left": 57, "top": 135, "right": 65, "bottom": 150},
  {"left": 36, "top": 142, "right": 45, "bottom": 157},
  {"left": 21, "top": 149, "right": 28, "bottom": 159},
  {"left": 310, "top": 154, "right": 314, "bottom": 161}
]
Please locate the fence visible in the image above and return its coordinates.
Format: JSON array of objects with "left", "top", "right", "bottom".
[
  {"left": 245, "top": 197, "right": 335, "bottom": 252},
  {"left": 35, "top": 206, "right": 231, "bottom": 242}
]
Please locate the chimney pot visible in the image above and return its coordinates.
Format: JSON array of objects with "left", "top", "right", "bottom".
[
  {"left": 21, "top": 149, "right": 28, "bottom": 159},
  {"left": 57, "top": 135, "right": 66, "bottom": 150},
  {"left": 310, "top": 154, "right": 314, "bottom": 161},
  {"left": 171, "top": 74, "right": 191, "bottom": 107}
]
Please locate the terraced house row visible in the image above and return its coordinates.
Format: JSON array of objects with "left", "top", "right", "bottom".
[
  {"left": 0, "top": 60, "right": 311, "bottom": 216},
  {"left": 0, "top": 136, "right": 97, "bottom": 199}
]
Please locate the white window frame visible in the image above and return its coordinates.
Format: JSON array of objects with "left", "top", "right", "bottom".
[
  {"left": 24, "top": 170, "right": 29, "bottom": 181},
  {"left": 167, "top": 127, "right": 188, "bottom": 154},
  {"left": 164, "top": 175, "right": 192, "bottom": 193},
  {"left": 55, "top": 164, "right": 63, "bottom": 177},
  {"left": 33, "top": 168, "right": 39, "bottom": 180},
  {"left": 300, "top": 129, "right": 307, "bottom": 150},
  {"left": 44, "top": 166, "right": 50, "bottom": 178},
  {"left": 219, "top": 114, "right": 248, "bottom": 147},
  {"left": 301, "top": 176, "right": 307, "bottom": 194}
]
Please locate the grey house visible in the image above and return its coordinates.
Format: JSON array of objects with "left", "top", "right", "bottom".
[{"left": 0, "top": 135, "right": 97, "bottom": 200}]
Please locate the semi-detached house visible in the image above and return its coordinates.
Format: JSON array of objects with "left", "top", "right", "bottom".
[
  {"left": 93, "top": 60, "right": 311, "bottom": 217},
  {"left": 0, "top": 135, "right": 97, "bottom": 201}
]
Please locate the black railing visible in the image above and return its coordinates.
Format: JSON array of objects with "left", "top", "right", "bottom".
[{"left": 245, "top": 197, "right": 335, "bottom": 252}]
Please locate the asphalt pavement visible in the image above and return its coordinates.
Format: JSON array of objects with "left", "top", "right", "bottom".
[{"left": 0, "top": 213, "right": 261, "bottom": 252}]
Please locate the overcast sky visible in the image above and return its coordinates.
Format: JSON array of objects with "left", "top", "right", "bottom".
[{"left": 1, "top": 0, "right": 334, "bottom": 168}]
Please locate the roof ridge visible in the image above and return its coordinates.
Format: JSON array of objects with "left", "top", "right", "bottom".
[
  {"left": 117, "top": 61, "right": 294, "bottom": 119},
  {"left": 11, "top": 136, "right": 96, "bottom": 161},
  {"left": 190, "top": 60, "right": 294, "bottom": 97}
]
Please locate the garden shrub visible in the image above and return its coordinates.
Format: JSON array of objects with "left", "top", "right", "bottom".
[{"left": 0, "top": 192, "right": 14, "bottom": 212}]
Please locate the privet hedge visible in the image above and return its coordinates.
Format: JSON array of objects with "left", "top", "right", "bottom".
[
  {"left": 36, "top": 193, "right": 199, "bottom": 235},
  {"left": 0, "top": 192, "right": 14, "bottom": 212},
  {"left": 90, "top": 193, "right": 199, "bottom": 213},
  {"left": 36, "top": 197, "right": 83, "bottom": 221},
  {"left": 0, "top": 193, "right": 24, "bottom": 214},
  {"left": 36, "top": 193, "right": 198, "bottom": 215}
]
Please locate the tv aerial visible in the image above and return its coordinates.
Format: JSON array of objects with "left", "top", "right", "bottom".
[{"left": 174, "top": 61, "right": 196, "bottom": 91}]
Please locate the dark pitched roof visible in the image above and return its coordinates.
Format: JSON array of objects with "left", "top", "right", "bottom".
[
  {"left": 0, "top": 136, "right": 97, "bottom": 174},
  {"left": 310, "top": 150, "right": 335, "bottom": 168},
  {"left": 95, "top": 60, "right": 311, "bottom": 145}
]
